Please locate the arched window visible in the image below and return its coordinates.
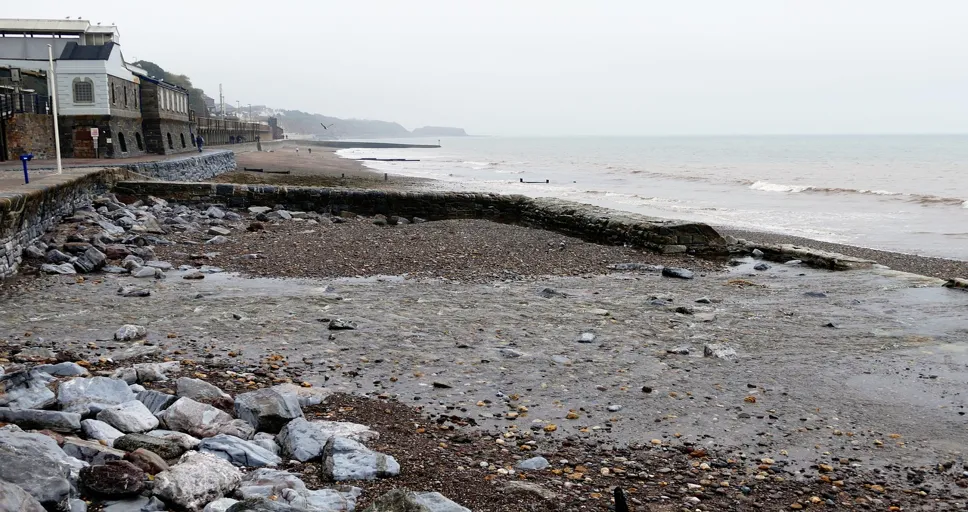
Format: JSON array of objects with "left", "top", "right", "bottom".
[
  {"left": 72, "top": 78, "right": 94, "bottom": 103},
  {"left": 180, "top": 133, "right": 186, "bottom": 148},
  {"left": 135, "top": 133, "right": 144, "bottom": 150},
  {"left": 118, "top": 132, "right": 127, "bottom": 153},
  {"left": 167, "top": 132, "right": 173, "bottom": 149}
]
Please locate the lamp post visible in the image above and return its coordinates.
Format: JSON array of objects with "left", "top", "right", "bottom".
[{"left": 47, "top": 44, "right": 63, "bottom": 175}]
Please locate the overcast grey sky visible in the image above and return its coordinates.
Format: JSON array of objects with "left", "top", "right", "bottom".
[{"left": 13, "top": 1, "right": 968, "bottom": 136}]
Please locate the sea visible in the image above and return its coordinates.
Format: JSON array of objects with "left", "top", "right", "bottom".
[{"left": 335, "top": 135, "right": 968, "bottom": 260}]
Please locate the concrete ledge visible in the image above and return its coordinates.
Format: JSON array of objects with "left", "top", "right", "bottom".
[
  {"left": 748, "top": 242, "right": 877, "bottom": 271},
  {"left": 111, "top": 181, "right": 729, "bottom": 255},
  {"left": 107, "top": 150, "right": 236, "bottom": 181}
]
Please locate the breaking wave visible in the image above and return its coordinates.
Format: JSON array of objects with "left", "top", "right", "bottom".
[{"left": 749, "top": 181, "right": 965, "bottom": 207}]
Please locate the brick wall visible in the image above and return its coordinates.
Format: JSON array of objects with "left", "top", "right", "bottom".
[
  {"left": 3, "top": 113, "right": 55, "bottom": 160},
  {"left": 142, "top": 119, "right": 194, "bottom": 155}
]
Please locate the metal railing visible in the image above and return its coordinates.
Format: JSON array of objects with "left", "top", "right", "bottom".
[{"left": 0, "top": 93, "right": 51, "bottom": 120}]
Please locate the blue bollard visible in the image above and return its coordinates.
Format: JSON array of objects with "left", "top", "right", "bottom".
[{"left": 20, "top": 153, "right": 34, "bottom": 184}]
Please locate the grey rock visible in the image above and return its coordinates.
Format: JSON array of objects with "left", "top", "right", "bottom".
[
  {"left": 251, "top": 432, "right": 280, "bottom": 455},
  {"left": 0, "top": 407, "right": 81, "bottom": 432},
  {"left": 277, "top": 418, "right": 378, "bottom": 462},
  {"left": 516, "top": 456, "right": 550, "bottom": 471},
  {"left": 275, "top": 210, "right": 292, "bottom": 220},
  {"left": 58, "top": 376, "right": 136, "bottom": 415},
  {"left": 103, "top": 265, "right": 128, "bottom": 274},
  {"left": 74, "top": 247, "right": 107, "bottom": 273},
  {"left": 205, "top": 235, "right": 230, "bottom": 244},
  {"left": 137, "top": 389, "right": 178, "bottom": 414},
  {"left": 198, "top": 434, "right": 282, "bottom": 467},
  {"left": 121, "top": 255, "right": 144, "bottom": 270},
  {"left": 70, "top": 498, "right": 90, "bottom": 512},
  {"left": 208, "top": 226, "right": 232, "bottom": 236},
  {"left": 578, "top": 332, "right": 596, "bottom": 343},
  {"left": 114, "top": 324, "right": 147, "bottom": 341},
  {"left": 34, "top": 361, "right": 89, "bottom": 376},
  {"left": 41, "top": 262, "right": 77, "bottom": 274},
  {"left": 176, "top": 377, "right": 230, "bottom": 402},
  {"left": 105, "top": 343, "right": 160, "bottom": 361},
  {"left": 79, "top": 460, "right": 145, "bottom": 497},
  {"left": 46, "top": 249, "right": 72, "bottom": 264},
  {"left": 753, "top": 262, "right": 771, "bottom": 271},
  {"left": 226, "top": 498, "right": 299, "bottom": 511},
  {"left": 0, "top": 368, "right": 56, "bottom": 409},
  {"left": 153, "top": 451, "right": 243, "bottom": 512},
  {"left": 500, "top": 348, "right": 525, "bottom": 358},
  {"left": 24, "top": 245, "right": 47, "bottom": 259},
  {"left": 124, "top": 448, "right": 170, "bottom": 475},
  {"left": 667, "top": 346, "right": 691, "bottom": 355},
  {"left": 751, "top": 248, "right": 765, "bottom": 257},
  {"left": 537, "top": 287, "right": 565, "bottom": 299},
  {"left": 98, "top": 220, "right": 126, "bottom": 235},
  {"left": 703, "top": 343, "right": 737, "bottom": 359},
  {"left": 695, "top": 296, "right": 713, "bottom": 304},
  {"left": 13, "top": 346, "right": 56, "bottom": 362},
  {"left": 62, "top": 437, "right": 126, "bottom": 464},
  {"left": 607, "top": 404, "right": 624, "bottom": 412},
  {"left": 157, "top": 397, "right": 255, "bottom": 439},
  {"left": 661, "top": 267, "right": 695, "bottom": 279},
  {"left": 206, "top": 206, "right": 226, "bottom": 219},
  {"left": 234, "top": 388, "right": 303, "bottom": 434},
  {"left": 81, "top": 419, "right": 125, "bottom": 446},
  {"left": 269, "top": 383, "right": 331, "bottom": 408},
  {"left": 118, "top": 285, "right": 151, "bottom": 297},
  {"left": 145, "top": 429, "right": 201, "bottom": 451},
  {"left": 97, "top": 400, "right": 159, "bottom": 433},
  {"left": 322, "top": 436, "right": 400, "bottom": 481},
  {"left": 248, "top": 206, "right": 271, "bottom": 214},
  {"left": 804, "top": 291, "right": 829, "bottom": 298},
  {"left": 237, "top": 468, "right": 361, "bottom": 511},
  {"left": 0, "top": 429, "right": 88, "bottom": 509},
  {"left": 131, "top": 266, "right": 160, "bottom": 278},
  {"left": 550, "top": 355, "right": 570, "bottom": 364},
  {"left": 114, "top": 433, "right": 186, "bottom": 459},
  {"left": 0, "top": 480, "right": 46, "bottom": 512},
  {"left": 606, "top": 262, "right": 663, "bottom": 271},
  {"left": 145, "top": 260, "right": 173, "bottom": 271},
  {"left": 328, "top": 319, "right": 357, "bottom": 330},
  {"left": 101, "top": 496, "right": 167, "bottom": 512},
  {"left": 204, "top": 497, "right": 240, "bottom": 512},
  {"left": 129, "top": 384, "right": 146, "bottom": 393}
]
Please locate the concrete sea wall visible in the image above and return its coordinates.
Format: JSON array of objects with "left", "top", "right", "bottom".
[
  {"left": 112, "top": 182, "right": 728, "bottom": 255},
  {"left": 110, "top": 150, "right": 236, "bottom": 181}
]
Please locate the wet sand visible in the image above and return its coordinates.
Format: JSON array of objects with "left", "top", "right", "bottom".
[{"left": 216, "top": 144, "right": 429, "bottom": 189}]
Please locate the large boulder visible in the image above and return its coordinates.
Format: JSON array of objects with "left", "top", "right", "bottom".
[
  {"left": 234, "top": 388, "right": 303, "bottom": 434},
  {"left": 277, "top": 418, "right": 377, "bottom": 462},
  {"left": 157, "top": 397, "right": 254, "bottom": 439},
  {"left": 237, "top": 468, "right": 361, "bottom": 511},
  {"left": 198, "top": 434, "right": 282, "bottom": 468},
  {"left": 204, "top": 497, "right": 240, "bottom": 512},
  {"left": 153, "top": 451, "right": 243, "bottom": 511},
  {"left": 322, "top": 437, "right": 400, "bottom": 481},
  {"left": 0, "top": 428, "right": 87, "bottom": 509},
  {"left": 57, "top": 377, "right": 136, "bottom": 415},
  {"left": 79, "top": 460, "right": 145, "bottom": 497},
  {"left": 363, "top": 489, "right": 471, "bottom": 512},
  {"left": 97, "top": 400, "right": 159, "bottom": 433},
  {"left": 73, "top": 247, "right": 107, "bottom": 273},
  {"left": 0, "top": 407, "right": 81, "bottom": 432},
  {"left": 124, "top": 448, "right": 170, "bottom": 475},
  {"left": 114, "top": 433, "right": 186, "bottom": 460},
  {"left": 0, "top": 480, "right": 45, "bottom": 512},
  {"left": 270, "top": 383, "right": 331, "bottom": 408},
  {"left": 101, "top": 496, "right": 167, "bottom": 512},
  {"left": 34, "top": 362, "right": 89, "bottom": 377},
  {"left": 0, "top": 369, "right": 56, "bottom": 409}
]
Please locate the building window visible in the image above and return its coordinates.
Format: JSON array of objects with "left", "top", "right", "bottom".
[
  {"left": 111, "top": 83, "right": 116, "bottom": 104},
  {"left": 180, "top": 133, "right": 186, "bottom": 148},
  {"left": 135, "top": 133, "right": 144, "bottom": 150},
  {"left": 123, "top": 87, "right": 128, "bottom": 107},
  {"left": 72, "top": 78, "right": 94, "bottom": 103},
  {"left": 118, "top": 132, "right": 127, "bottom": 153},
  {"left": 167, "top": 132, "right": 173, "bottom": 149}
]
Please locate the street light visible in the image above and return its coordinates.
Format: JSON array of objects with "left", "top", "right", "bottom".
[{"left": 47, "top": 44, "right": 63, "bottom": 174}]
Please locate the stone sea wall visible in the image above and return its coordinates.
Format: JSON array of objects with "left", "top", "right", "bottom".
[
  {"left": 111, "top": 150, "right": 236, "bottom": 182},
  {"left": 0, "top": 169, "right": 128, "bottom": 278},
  {"left": 112, "top": 182, "right": 729, "bottom": 254}
]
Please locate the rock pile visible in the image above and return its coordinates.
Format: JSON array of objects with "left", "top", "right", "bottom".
[{"left": 0, "top": 361, "right": 467, "bottom": 511}]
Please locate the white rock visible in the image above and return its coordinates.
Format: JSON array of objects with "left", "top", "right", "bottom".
[
  {"left": 202, "top": 497, "right": 238, "bottom": 512},
  {"left": 153, "top": 451, "right": 242, "bottom": 512},
  {"left": 176, "top": 377, "right": 230, "bottom": 401},
  {"left": 237, "top": 468, "right": 361, "bottom": 511},
  {"left": 415, "top": 492, "right": 472, "bottom": 512},
  {"left": 157, "top": 397, "right": 254, "bottom": 439},
  {"left": 57, "top": 377, "right": 136, "bottom": 415},
  {"left": 114, "top": 324, "right": 147, "bottom": 341},
  {"left": 80, "top": 419, "right": 125, "bottom": 447},
  {"left": 145, "top": 429, "right": 202, "bottom": 451},
  {"left": 96, "top": 400, "right": 159, "bottom": 433},
  {"left": 277, "top": 418, "right": 378, "bottom": 462}
]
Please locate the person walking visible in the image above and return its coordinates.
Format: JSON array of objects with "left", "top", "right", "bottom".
[{"left": 196, "top": 134, "right": 205, "bottom": 153}]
